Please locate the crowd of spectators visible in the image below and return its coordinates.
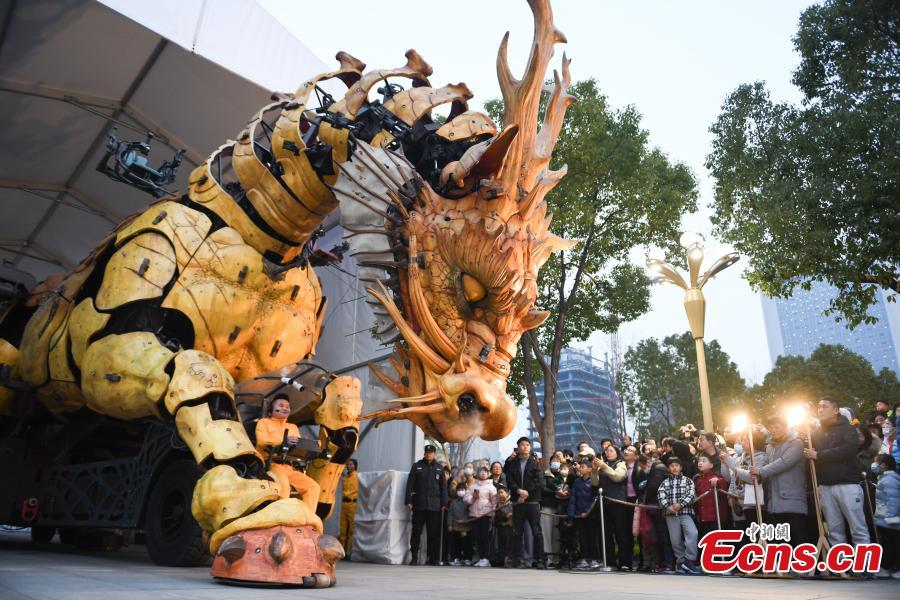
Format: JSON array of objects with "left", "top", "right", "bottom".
[{"left": 404, "top": 397, "right": 900, "bottom": 578}]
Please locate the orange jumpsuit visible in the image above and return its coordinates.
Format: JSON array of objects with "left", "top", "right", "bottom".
[
  {"left": 339, "top": 470, "right": 358, "bottom": 554},
  {"left": 255, "top": 417, "right": 320, "bottom": 512}
]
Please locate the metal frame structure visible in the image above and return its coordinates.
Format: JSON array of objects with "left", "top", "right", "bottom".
[{"left": 37, "top": 422, "right": 184, "bottom": 528}]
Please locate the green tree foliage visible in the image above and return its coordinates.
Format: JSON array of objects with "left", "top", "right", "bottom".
[
  {"left": 706, "top": 0, "right": 899, "bottom": 327},
  {"left": 618, "top": 332, "right": 746, "bottom": 439},
  {"left": 745, "top": 343, "right": 900, "bottom": 419},
  {"left": 485, "top": 80, "right": 698, "bottom": 458}
]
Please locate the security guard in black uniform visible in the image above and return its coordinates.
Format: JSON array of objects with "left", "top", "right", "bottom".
[{"left": 405, "top": 444, "right": 447, "bottom": 565}]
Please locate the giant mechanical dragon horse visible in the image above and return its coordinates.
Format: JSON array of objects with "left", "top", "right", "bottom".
[{"left": 0, "top": 0, "right": 575, "bottom": 586}]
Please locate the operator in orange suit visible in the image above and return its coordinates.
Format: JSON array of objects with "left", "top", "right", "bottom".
[
  {"left": 339, "top": 458, "right": 358, "bottom": 557},
  {"left": 255, "top": 394, "right": 320, "bottom": 512}
]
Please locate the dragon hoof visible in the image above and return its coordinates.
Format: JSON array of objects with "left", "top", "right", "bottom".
[{"left": 211, "top": 525, "right": 340, "bottom": 586}]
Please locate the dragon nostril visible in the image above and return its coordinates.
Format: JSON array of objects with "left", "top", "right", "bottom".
[{"left": 457, "top": 393, "right": 477, "bottom": 415}]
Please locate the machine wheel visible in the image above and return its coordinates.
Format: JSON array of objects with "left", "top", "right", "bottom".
[
  {"left": 30, "top": 526, "right": 55, "bottom": 543},
  {"left": 144, "top": 460, "right": 208, "bottom": 566},
  {"left": 58, "top": 528, "right": 78, "bottom": 545}
]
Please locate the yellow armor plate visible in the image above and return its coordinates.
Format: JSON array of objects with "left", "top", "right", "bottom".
[
  {"left": 209, "top": 498, "right": 323, "bottom": 554},
  {"left": 48, "top": 322, "right": 75, "bottom": 383},
  {"left": 383, "top": 83, "right": 473, "bottom": 126},
  {"left": 161, "top": 227, "right": 323, "bottom": 381},
  {"left": 233, "top": 123, "right": 323, "bottom": 244},
  {"left": 68, "top": 298, "right": 110, "bottom": 369},
  {"left": 37, "top": 380, "right": 84, "bottom": 415},
  {"left": 95, "top": 232, "right": 177, "bottom": 311},
  {"left": 0, "top": 339, "right": 20, "bottom": 415},
  {"left": 187, "top": 160, "right": 298, "bottom": 261},
  {"left": 436, "top": 110, "right": 497, "bottom": 141},
  {"left": 17, "top": 293, "right": 71, "bottom": 386},
  {"left": 116, "top": 201, "right": 211, "bottom": 266},
  {"left": 270, "top": 106, "right": 337, "bottom": 217},
  {"left": 174, "top": 403, "right": 257, "bottom": 464},
  {"left": 81, "top": 332, "right": 173, "bottom": 419},
  {"left": 192, "top": 465, "right": 281, "bottom": 532},
  {"left": 314, "top": 376, "right": 362, "bottom": 432},
  {"left": 304, "top": 459, "right": 344, "bottom": 518},
  {"left": 164, "top": 349, "right": 235, "bottom": 415}
]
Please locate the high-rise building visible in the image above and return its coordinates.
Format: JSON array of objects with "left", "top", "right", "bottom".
[
  {"left": 534, "top": 347, "right": 621, "bottom": 452},
  {"left": 761, "top": 282, "right": 900, "bottom": 374}
]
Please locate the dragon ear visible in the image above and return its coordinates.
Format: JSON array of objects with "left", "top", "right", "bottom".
[{"left": 468, "top": 124, "right": 519, "bottom": 181}]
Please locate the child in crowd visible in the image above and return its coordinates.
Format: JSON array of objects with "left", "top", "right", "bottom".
[
  {"left": 492, "top": 485, "right": 514, "bottom": 567},
  {"left": 568, "top": 458, "right": 599, "bottom": 570},
  {"left": 464, "top": 466, "right": 498, "bottom": 567},
  {"left": 693, "top": 455, "right": 730, "bottom": 540},
  {"left": 447, "top": 475, "right": 473, "bottom": 566},
  {"left": 873, "top": 454, "right": 900, "bottom": 579},
  {"left": 657, "top": 457, "right": 700, "bottom": 574}
]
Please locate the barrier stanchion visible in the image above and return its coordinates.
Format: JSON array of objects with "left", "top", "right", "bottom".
[
  {"left": 803, "top": 418, "right": 831, "bottom": 570},
  {"left": 596, "top": 488, "right": 614, "bottom": 572},
  {"left": 712, "top": 482, "right": 722, "bottom": 531},
  {"left": 438, "top": 508, "right": 445, "bottom": 566},
  {"left": 745, "top": 428, "right": 766, "bottom": 546},
  {"left": 861, "top": 471, "right": 880, "bottom": 546}
]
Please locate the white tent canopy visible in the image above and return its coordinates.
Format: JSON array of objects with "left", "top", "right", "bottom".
[{"left": 0, "top": 0, "right": 329, "bottom": 280}]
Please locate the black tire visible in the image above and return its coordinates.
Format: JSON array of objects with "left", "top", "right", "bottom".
[
  {"left": 144, "top": 459, "right": 208, "bottom": 567},
  {"left": 58, "top": 528, "right": 78, "bottom": 545},
  {"left": 30, "top": 526, "right": 55, "bottom": 543}
]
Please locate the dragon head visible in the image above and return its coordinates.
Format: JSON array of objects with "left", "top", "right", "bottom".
[{"left": 313, "top": 0, "right": 576, "bottom": 442}]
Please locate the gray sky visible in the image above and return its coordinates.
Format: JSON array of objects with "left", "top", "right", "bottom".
[{"left": 260, "top": 0, "right": 816, "bottom": 386}]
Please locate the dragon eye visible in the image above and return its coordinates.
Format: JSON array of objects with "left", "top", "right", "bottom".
[{"left": 461, "top": 274, "right": 487, "bottom": 303}]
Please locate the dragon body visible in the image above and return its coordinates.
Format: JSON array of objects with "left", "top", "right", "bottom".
[{"left": 0, "top": 0, "right": 574, "bottom": 586}]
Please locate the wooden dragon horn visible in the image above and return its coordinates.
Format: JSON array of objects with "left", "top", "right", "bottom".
[{"left": 496, "top": 0, "right": 575, "bottom": 202}]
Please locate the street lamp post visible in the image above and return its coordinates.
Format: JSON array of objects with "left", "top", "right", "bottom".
[{"left": 646, "top": 233, "right": 739, "bottom": 432}]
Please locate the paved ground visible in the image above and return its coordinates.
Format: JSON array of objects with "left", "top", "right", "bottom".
[{"left": 0, "top": 529, "right": 895, "bottom": 599}]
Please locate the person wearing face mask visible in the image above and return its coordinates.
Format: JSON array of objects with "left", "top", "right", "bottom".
[
  {"left": 872, "top": 454, "right": 900, "bottom": 578},
  {"left": 339, "top": 459, "right": 358, "bottom": 558},
  {"left": 464, "top": 466, "right": 498, "bottom": 567},
  {"left": 554, "top": 463, "right": 576, "bottom": 569},
  {"left": 747, "top": 415, "right": 809, "bottom": 547},
  {"left": 447, "top": 474, "right": 474, "bottom": 566},
  {"left": 541, "top": 455, "right": 564, "bottom": 565}
]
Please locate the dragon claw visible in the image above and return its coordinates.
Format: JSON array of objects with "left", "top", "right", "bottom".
[{"left": 211, "top": 525, "right": 342, "bottom": 586}]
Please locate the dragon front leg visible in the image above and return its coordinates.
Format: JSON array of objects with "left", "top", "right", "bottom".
[
  {"left": 161, "top": 351, "right": 350, "bottom": 587},
  {"left": 200, "top": 373, "right": 362, "bottom": 586}
]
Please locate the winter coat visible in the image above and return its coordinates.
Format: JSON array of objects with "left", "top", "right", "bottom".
[
  {"left": 671, "top": 441, "right": 697, "bottom": 479},
  {"left": 857, "top": 436, "right": 882, "bottom": 475},
  {"left": 504, "top": 455, "right": 544, "bottom": 504},
  {"left": 643, "top": 462, "right": 669, "bottom": 508},
  {"left": 724, "top": 450, "right": 769, "bottom": 508},
  {"left": 448, "top": 497, "right": 472, "bottom": 532},
  {"left": 874, "top": 470, "right": 900, "bottom": 530},
  {"left": 811, "top": 415, "right": 864, "bottom": 486},
  {"left": 657, "top": 474, "right": 696, "bottom": 517},
  {"left": 593, "top": 458, "right": 627, "bottom": 500},
  {"left": 405, "top": 458, "right": 448, "bottom": 511},
  {"left": 693, "top": 471, "right": 729, "bottom": 524},
  {"left": 494, "top": 499, "right": 514, "bottom": 528},
  {"left": 567, "top": 476, "right": 597, "bottom": 518},
  {"left": 464, "top": 478, "right": 498, "bottom": 518},
  {"left": 758, "top": 432, "right": 808, "bottom": 515}
]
